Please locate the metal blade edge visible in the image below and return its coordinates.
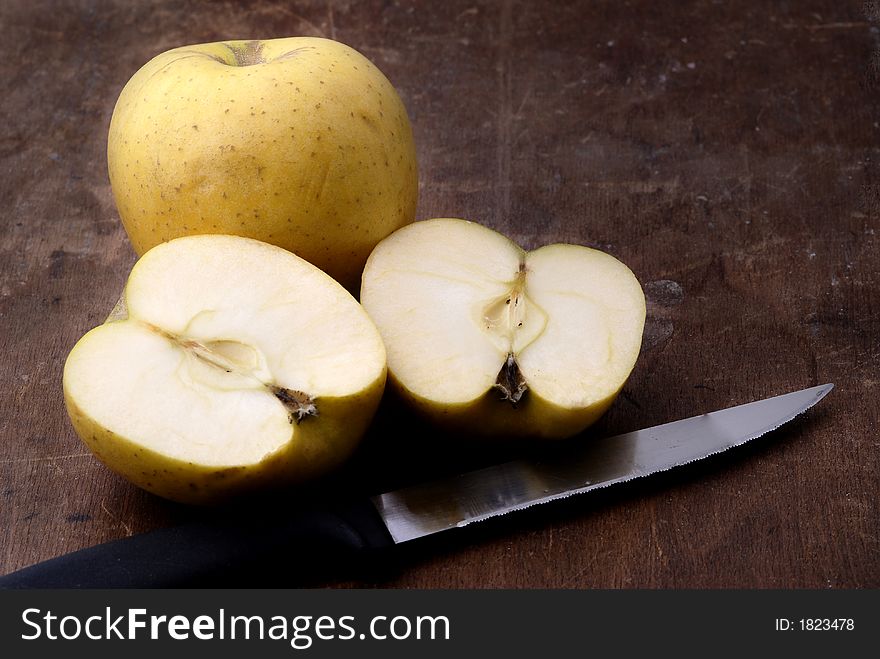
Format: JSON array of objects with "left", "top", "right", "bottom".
[{"left": 372, "top": 383, "right": 833, "bottom": 543}]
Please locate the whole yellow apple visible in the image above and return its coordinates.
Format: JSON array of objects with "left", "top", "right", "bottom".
[{"left": 108, "top": 37, "right": 418, "bottom": 291}]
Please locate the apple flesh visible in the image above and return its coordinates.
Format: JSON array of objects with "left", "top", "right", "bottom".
[
  {"left": 63, "top": 235, "right": 386, "bottom": 503},
  {"left": 107, "top": 37, "right": 418, "bottom": 292},
  {"left": 360, "top": 218, "right": 646, "bottom": 439}
]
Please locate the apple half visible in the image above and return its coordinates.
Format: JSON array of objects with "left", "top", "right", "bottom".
[
  {"left": 360, "top": 218, "right": 646, "bottom": 439},
  {"left": 63, "top": 235, "right": 386, "bottom": 503}
]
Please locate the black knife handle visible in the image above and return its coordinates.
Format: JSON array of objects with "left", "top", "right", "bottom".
[{"left": 0, "top": 498, "right": 395, "bottom": 589}]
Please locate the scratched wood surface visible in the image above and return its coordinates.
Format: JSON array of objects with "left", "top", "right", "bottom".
[{"left": 1, "top": 0, "right": 878, "bottom": 588}]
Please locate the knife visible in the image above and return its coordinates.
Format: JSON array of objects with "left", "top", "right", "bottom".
[{"left": 0, "top": 383, "right": 832, "bottom": 588}]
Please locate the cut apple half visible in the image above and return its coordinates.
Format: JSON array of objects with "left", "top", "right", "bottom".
[
  {"left": 63, "top": 235, "right": 386, "bottom": 503},
  {"left": 360, "top": 218, "right": 646, "bottom": 439}
]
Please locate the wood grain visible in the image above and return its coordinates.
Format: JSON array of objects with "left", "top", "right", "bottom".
[{"left": 1, "top": 0, "right": 877, "bottom": 588}]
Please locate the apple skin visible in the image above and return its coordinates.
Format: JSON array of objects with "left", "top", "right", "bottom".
[
  {"left": 64, "top": 384, "right": 384, "bottom": 504},
  {"left": 108, "top": 37, "right": 418, "bottom": 292},
  {"left": 389, "top": 373, "right": 620, "bottom": 441}
]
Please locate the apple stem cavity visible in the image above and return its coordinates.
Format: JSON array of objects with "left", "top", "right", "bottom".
[
  {"left": 219, "top": 41, "right": 313, "bottom": 68},
  {"left": 225, "top": 41, "right": 267, "bottom": 66},
  {"left": 494, "top": 352, "right": 528, "bottom": 406}
]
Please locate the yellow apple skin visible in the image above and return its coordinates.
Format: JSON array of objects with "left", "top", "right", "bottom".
[
  {"left": 108, "top": 37, "right": 418, "bottom": 292},
  {"left": 63, "top": 376, "right": 385, "bottom": 505},
  {"left": 386, "top": 371, "right": 619, "bottom": 441}
]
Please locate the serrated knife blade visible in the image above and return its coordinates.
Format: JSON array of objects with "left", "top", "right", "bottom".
[
  {"left": 373, "top": 383, "right": 834, "bottom": 543},
  {"left": 0, "top": 384, "right": 833, "bottom": 588}
]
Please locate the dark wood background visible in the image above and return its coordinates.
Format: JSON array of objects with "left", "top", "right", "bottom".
[{"left": 1, "top": 0, "right": 877, "bottom": 588}]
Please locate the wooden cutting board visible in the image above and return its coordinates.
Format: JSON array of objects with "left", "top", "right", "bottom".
[{"left": 0, "top": 0, "right": 876, "bottom": 587}]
